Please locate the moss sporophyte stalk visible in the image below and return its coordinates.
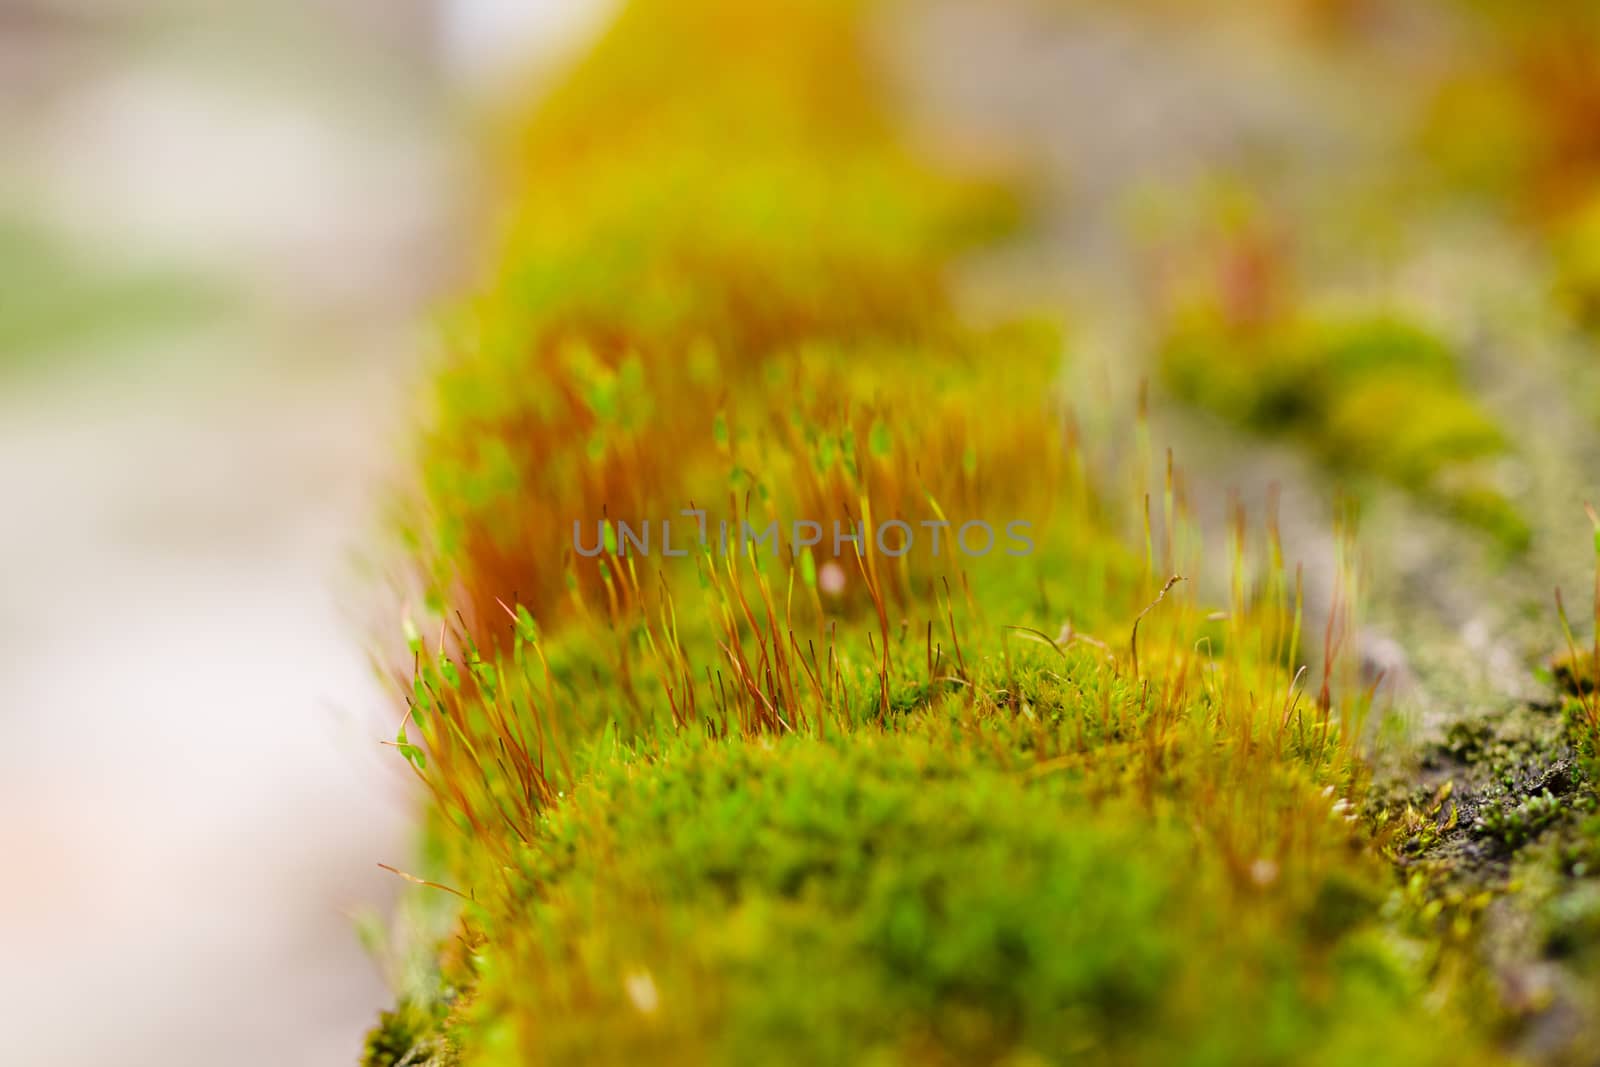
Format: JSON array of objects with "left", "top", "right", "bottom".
[{"left": 571, "top": 516, "right": 1037, "bottom": 559}]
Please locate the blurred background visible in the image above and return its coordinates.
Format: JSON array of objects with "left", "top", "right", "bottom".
[{"left": 0, "top": 1, "right": 607, "bottom": 1063}]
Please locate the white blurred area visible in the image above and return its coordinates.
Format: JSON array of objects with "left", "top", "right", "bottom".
[
  {"left": 0, "top": 1, "right": 605, "bottom": 1064},
  {"left": 440, "top": 0, "right": 617, "bottom": 93}
]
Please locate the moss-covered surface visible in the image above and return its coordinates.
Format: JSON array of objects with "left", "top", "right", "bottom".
[
  {"left": 1162, "top": 309, "right": 1525, "bottom": 549},
  {"left": 364, "top": 0, "right": 1600, "bottom": 1063},
  {"left": 1368, "top": 678, "right": 1600, "bottom": 1059},
  {"left": 1151, "top": 211, "right": 1526, "bottom": 550}
]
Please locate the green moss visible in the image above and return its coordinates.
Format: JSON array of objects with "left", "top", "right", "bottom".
[
  {"left": 363, "top": 999, "right": 450, "bottom": 1067},
  {"left": 1474, "top": 789, "right": 1567, "bottom": 850},
  {"left": 378, "top": 0, "right": 1519, "bottom": 1063},
  {"left": 1160, "top": 311, "right": 1527, "bottom": 549},
  {"left": 444, "top": 725, "right": 1488, "bottom": 1067}
]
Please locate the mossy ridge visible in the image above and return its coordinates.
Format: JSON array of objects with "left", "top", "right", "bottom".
[
  {"left": 407, "top": 0, "right": 1020, "bottom": 641},
  {"left": 394, "top": 591, "right": 1500, "bottom": 1067},
  {"left": 375, "top": 0, "right": 1514, "bottom": 1063},
  {"left": 448, "top": 727, "right": 1488, "bottom": 1067}
]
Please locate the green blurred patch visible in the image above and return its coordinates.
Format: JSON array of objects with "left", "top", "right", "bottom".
[
  {"left": 0, "top": 215, "right": 231, "bottom": 370},
  {"left": 1162, "top": 311, "right": 1528, "bottom": 550}
]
